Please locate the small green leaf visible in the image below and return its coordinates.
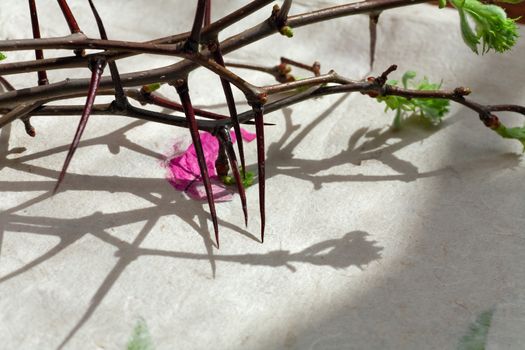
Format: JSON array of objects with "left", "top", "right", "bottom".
[
  {"left": 0, "top": 52, "right": 6, "bottom": 61},
  {"left": 438, "top": 0, "right": 448, "bottom": 8},
  {"left": 401, "top": 71, "right": 417, "bottom": 89},
  {"left": 376, "top": 71, "right": 450, "bottom": 129}
]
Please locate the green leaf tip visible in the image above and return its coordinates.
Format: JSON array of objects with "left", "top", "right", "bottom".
[
  {"left": 376, "top": 71, "right": 450, "bottom": 129},
  {"left": 0, "top": 52, "right": 6, "bottom": 61},
  {"left": 493, "top": 123, "right": 525, "bottom": 151},
  {"left": 449, "top": 0, "right": 520, "bottom": 54},
  {"left": 280, "top": 26, "right": 294, "bottom": 38}
]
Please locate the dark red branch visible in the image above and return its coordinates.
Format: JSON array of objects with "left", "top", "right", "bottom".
[
  {"left": 28, "top": 0, "right": 48, "bottom": 86},
  {"left": 56, "top": 0, "right": 81, "bottom": 34},
  {"left": 88, "top": 0, "right": 127, "bottom": 108},
  {"left": 185, "top": 0, "right": 207, "bottom": 52}
]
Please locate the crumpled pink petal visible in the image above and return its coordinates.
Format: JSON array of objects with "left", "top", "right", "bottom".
[{"left": 165, "top": 128, "right": 256, "bottom": 201}]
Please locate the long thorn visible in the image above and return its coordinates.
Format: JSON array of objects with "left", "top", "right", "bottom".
[
  {"left": 28, "top": 0, "right": 48, "bottom": 86},
  {"left": 253, "top": 105, "right": 266, "bottom": 243},
  {"left": 217, "top": 127, "right": 248, "bottom": 226},
  {"left": 185, "top": 0, "right": 207, "bottom": 52},
  {"left": 210, "top": 42, "right": 246, "bottom": 175},
  {"left": 369, "top": 11, "right": 381, "bottom": 70},
  {"left": 175, "top": 80, "right": 220, "bottom": 247},
  {"left": 88, "top": 0, "right": 127, "bottom": 107},
  {"left": 53, "top": 58, "right": 106, "bottom": 194}
]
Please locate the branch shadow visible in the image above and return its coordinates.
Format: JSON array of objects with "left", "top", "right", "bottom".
[{"left": 1, "top": 93, "right": 520, "bottom": 349}]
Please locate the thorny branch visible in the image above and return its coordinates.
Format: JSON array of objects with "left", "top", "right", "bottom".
[{"left": 1, "top": 0, "right": 524, "bottom": 247}]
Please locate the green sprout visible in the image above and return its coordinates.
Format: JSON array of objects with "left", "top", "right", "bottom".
[
  {"left": 221, "top": 168, "right": 255, "bottom": 188},
  {"left": 280, "top": 26, "right": 294, "bottom": 38},
  {"left": 446, "top": 0, "right": 520, "bottom": 54},
  {"left": 0, "top": 52, "right": 6, "bottom": 61},
  {"left": 142, "top": 82, "right": 162, "bottom": 93},
  {"left": 376, "top": 71, "right": 450, "bottom": 129}
]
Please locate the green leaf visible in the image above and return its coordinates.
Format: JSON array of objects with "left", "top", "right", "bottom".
[
  {"left": 376, "top": 71, "right": 450, "bottom": 129},
  {"left": 127, "top": 318, "right": 155, "bottom": 350},
  {"left": 450, "top": 0, "right": 519, "bottom": 53},
  {"left": 0, "top": 52, "right": 6, "bottom": 61},
  {"left": 458, "top": 8, "right": 481, "bottom": 53},
  {"left": 438, "top": 0, "right": 447, "bottom": 8}
]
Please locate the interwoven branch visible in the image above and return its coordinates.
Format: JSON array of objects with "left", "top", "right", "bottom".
[{"left": 1, "top": 0, "right": 524, "bottom": 247}]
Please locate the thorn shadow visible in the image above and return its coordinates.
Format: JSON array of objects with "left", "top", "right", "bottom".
[{"left": 1, "top": 91, "right": 519, "bottom": 349}]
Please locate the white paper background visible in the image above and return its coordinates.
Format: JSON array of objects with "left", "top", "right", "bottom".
[{"left": 1, "top": 1, "right": 524, "bottom": 349}]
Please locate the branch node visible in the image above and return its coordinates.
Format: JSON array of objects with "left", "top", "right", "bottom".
[
  {"left": 376, "top": 64, "right": 397, "bottom": 86},
  {"left": 88, "top": 56, "right": 107, "bottom": 72},
  {"left": 272, "top": 3, "right": 294, "bottom": 38},
  {"left": 22, "top": 117, "right": 36, "bottom": 137},
  {"left": 453, "top": 86, "right": 472, "bottom": 97},
  {"left": 482, "top": 113, "right": 501, "bottom": 129}
]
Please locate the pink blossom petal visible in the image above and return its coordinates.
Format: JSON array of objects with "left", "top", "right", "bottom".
[
  {"left": 186, "top": 180, "right": 234, "bottom": 202},
  {"left": 240, "top": 128, "right": 256, "bottom": 142},
  {"left": 165, "top": 128, "right": 255, "bottom": 201}
]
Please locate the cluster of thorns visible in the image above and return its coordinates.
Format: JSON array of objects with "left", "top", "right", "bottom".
[{"left": 0, "top": 0, "right": 524, "bottom": 247}]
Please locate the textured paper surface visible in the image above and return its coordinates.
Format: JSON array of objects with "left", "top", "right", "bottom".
[{"left": 1, "top": 1, "right": 525, "bottom": 349}]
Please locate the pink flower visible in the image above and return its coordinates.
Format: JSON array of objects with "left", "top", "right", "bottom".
[{"left": 165, "top": 128, "right": 256, "bottom": 201}]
